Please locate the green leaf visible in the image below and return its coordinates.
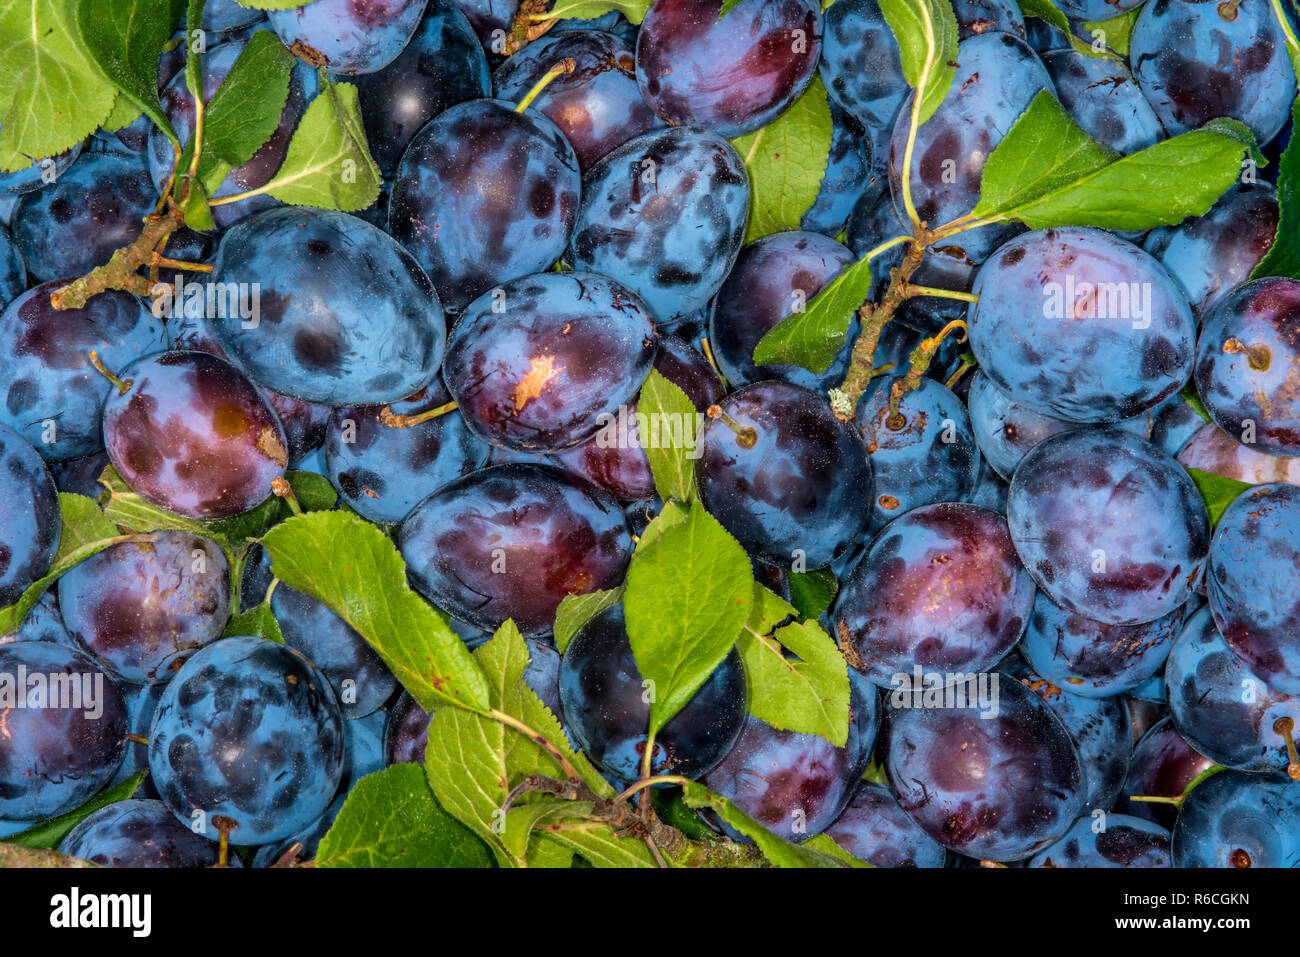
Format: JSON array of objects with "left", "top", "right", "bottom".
[
  {"left": 718, "top": 0, "right": 745, "bottom": 19},
  {"left": 282, "top": 469, "right": 338, "bottom": 512},
  {"left": 533, "top": 0, "right": 651, "bottom": 24},
  {"left": 878, "top": 0, "right": 959, "bottom": 126},
  {"left": 259, "top": 511, "right": 491, "bottom": 712},
  {"left": 223, "top": 601, "right": 283, "bottom": 643},
  {"left": 1252, "top": 98, "right": 1300, "bottom": 281},
  {"left": 197, "top": 29, "right": 294, "bottom": 180},
  {"left": 788, "top": 567, "right": 838, "bottom": 620},
  {"left": 528, "top": 835, "right": 576, "bottom": 868},
  {"left": 1180, "top": 381, "right": 1211, "bottom": 423},
  {"left": 624, "top": 499, "right": 753, "bottom": 734},
  {"left": 1, "top": 771, "right": 147, "bottom": 849},
  {"left": 101, "top": 93, "right": 143, "bottom": 131},
  {"left": 74, "top": 0, "right": 187, "bottom": 145},
  {"left": 260, "top": 75, "right": 381, "bottom": 210},
  {"left": 971, "top": 108, "right": 1253, "bottom": 231},
  {"left": 53, "top": 493, "right": 118, "bottom": 564},
  {"left": 634, "top": 499, "right": 689, "bottom": 551},
  {"left": 539, "top": 822, "right": 659, "bottom": 868},
  {"left": 751, "top": 253, "right": 870, "bottom": 373},
  {"left": 637, "top": 368, "right": 702, "bottom": 504},
  {"left": 736, "top": 605, "right": 850, "bottom": 746},
  {"left": 680, "top": 782, "right": 850, "bottom": 867},
  {"left": 0, "top": 0, "right": 118, "bottom": 170},
  {"left": 553, "top": 586, "right": 624, "bottom": 654},
  {"left": 729, "top": 75, "right": 834, "bottom": 243},
  {"left": 1080, "top": 8, "right": 1140, "bottom": 57},
  {"left": 1185, "top": 468, "right": 1255, "bottom": 529},
  {"left": 424, "top": 622, "right": 614, "bottom": 866},
  {"left": 315, "top": 765, "right": 494, "bottom": 868},
  {"left": 650, "top": 787, "right": 718, "bottom": 841},
  {"left": 502, "top": 799, "right": 593, "bottom": 860},
  {"left": 803, "top": 832, "right": 872, "bottom": 867},
  {"left": 180, "top": 173, "right": 217, "bottom": 230}
]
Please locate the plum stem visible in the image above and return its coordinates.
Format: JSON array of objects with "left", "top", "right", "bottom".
[
  {"left": 706, "top": 405, "right": 757, "bottom": 448},
  {"left": 614, "top": 774, "right": 692, "bottom": 805},
  {"left": 126, "top": 733, "right": 148, "bottom": 746},
  {"left": 1269, "top": 0, "right": 1300, "bottom": 60},
  {"left": 905, "top": 285, "right": 979, "bottom": 304},
  {"left": 1274, "top": 716, "right": 1300, "bottom": 780},
  {"left": 698, "top": 337, "right": 731, "bottom": 390},
  {"left": 272, "top": 477, "right": 303, "bottom": 516},
  {"left": 887, "top": 319, "right": 969, "bottom": 419},
  {"left": 212, "top": 816, "right": 235, "bottom": 868},
  {"left": 514, "top": 58, "right": 577, "bottom": 114},
  {"left": 380, "top": 399, "right": 458, "bottom": 429},
  {"left": 50, "top": 203, "right": 189, "bottom": 310},
  {"left": 87, "top": 350, "right": 132, "bottom": 396},
  {"left": 945, "top": 354, "right": 978, "bottom": 391}
]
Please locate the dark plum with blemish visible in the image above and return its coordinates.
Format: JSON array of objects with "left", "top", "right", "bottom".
[
  {"left": 102, "top": 350, "right": 288, "bottom": 520},
  {"left": 833, "top": 503, "right": 1035, "bottom": 687},
  {"left": 559, "top": 604, "right": 748, "bottom": 786},
  {"left": 384, "top": 690, "right": 431, "bottom": 765},
  {"left": 1172, "top": 769, "right": 1300, "bottom": 868},
  {"left": 635, "top": 0, "right": 822, "bottom": 138},
  {"left": 59, "top": 799, "right": 236, "bottom": 867},
  {"left": 389, "top": 99, "right": 580, "bottom": 314},
  {"left": 149, "top": 636, "right": 345, "bottom": 845},
  {"left": 0, "top": 282, "right": 167, "bottom": 461},
  {"left": 0, "top": 641, "right": 128, "bottom": 821},
  {"left": 0, "top": 589, "right": 74, "bottom": 647},
  {"left": 570, "top": 126, "right": 750, "bottom": 326},
  {"left": 1007, "top": 429, "right": 1209, "bottom": 625},
  {"left": 0, "top": 424, "right": 60, "bottom": 606},
  {"left": 823, "top": 781, "right": 949, "bottom": 867},
  {"left": 211, "top": 207, "right": 445, "bottom": 405},
  {"left": 696, "top": 381, "right": 873, "bottom": 570},
  {"left": 269, "top": 0, "right": 427, "bottom": 74},
  {"left": 443, "top": 272, "right": 656, "bottom": 453},
  {"left": 58, "top": 531, "right": 230, "bottom": 685},
  {"left": 1027, "top": 814, "right": 1171, "bottom": 867},
  {"left": 494, "top": 30, "right": 663, "bottom": 171},
  {"left": 1041, "top": 49, "right": 1164, "bottom": 155},
  {"left": 969, "top": 228, "right": 1196, "bottom": 423},
  {"left": 399, "top": 464, "right": 633, "bottom": 638}
]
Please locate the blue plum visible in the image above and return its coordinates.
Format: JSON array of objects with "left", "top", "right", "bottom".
[
  {"left": 553, "top": 11, "right": 638, "bottom": 44},
  {"left": 1019, "top": 589, "right": 1188, "bottom": 698},
  {"left": 558, "top": 604, "right": 748, "bottom": 785},
  {"left": 271, "top": 583, "right": 398, "bottom": 718},
  {"left": 823, "top": 781, "right": 949, "bottom": 867},
  {"left": 1206, "top": 483, "right": 1300, "bottom": 696},
  {"left": 884, "top": 673, "right": 1086, "bottom": 861},
  {"left": 269, "top": 0, "right": 427, "bottom": 74},
  {"left": 0, "top": 282, "right": 167, "bottom": 461},
  {"left": 969, "top": 228, "right": 1196, "bottom": 423},
  {"left": 494, "top": 30, "right": 663, "bottom": 171},
  {"left": 102, "top": 351, "right": 288, "bottom": 519},
  {"left": 149, "top": 636, "right": 346, "bottom": 845},
  {"left": 60, "top": 799, "right": 238, "bottom": 867},
  {"left": 708, "top": 231, "right": 858, "bottom": 393},
  {"left": 1143, "top": 182, "right": 1278, "bottom": 321},
  {"left": 1131, "top": 0, "right": 1297, "bottom": 146},
  {"left": 389, "top": 99, "right": 580, "bottom": 314},
  {"left": 0, "top": 424, "right": 60, "bottom": 606},
  {"left": 0, "top": 224, "right": 26, "bottom": 309},
  {"left": 801, "top": 101, "right": 873, "bottom": 237},
  {"left": 384, "top": 690, "right": 430, "bottom": 765},
  {"left": 819, "top": 0, "right": 907, "bottom": 136},
  {"left": 1150, "top": 395, "right": 1207, "bottom": 457},
  {"left": 339, "top": 709, "right": 388, "bottom": 795},
  {"left": 0, "top": 589, "right": 73, "bottom": 647},
  {"left": 1165, "top": 604, "right": 1300, "bottom": 773},
  {"left": 570, "top": 126, "right": 750, "bottom": 326},
  {"left": 399, "top": 464, "right": 632, "bottom": 637},
  {"left": 700, "top": 671, "right": 879, "bottom": 841},
  {"left": 634, "top": 0, "right": 822, "bottom": 138},
  {"left": 11, "top": 151, "right": 153, "bottom": 283},
  {"left": 1027, "top": 814, "right": 1171, "bottom": 867},
  {"left": 109, "top": 680, "right": 166, "bottom": 792},
  {"left": 1172, "top": 769, "right": 1300, "bottom": 867},
  {"left": 441, "top": 272, "right": 656, "bottom": 452},
  {"left": 1119, "top": 715, "right": 1218, "bottom": 829},
  {"left": 202, "top": 0, "right": 267, "bottom": 33},
  {"left": 210, "top": 207, "right": 446, "bottom": 405},
  {"left": 0, "top": 641, "right": 128, "bottom": 820},
  {"left": 0, "top": 135, "right": 81, "bottom": 197},
  {"left": 855, "top": 376, "right": 980, "bottom": 530},
  {"left": 1041, "top": 49, "right": 1164, "bottom": 155},
  {"left": 696, "top": 381, "right": 874, "bottom": 569},
  {"left": 352, "top": 0, "right": 491, "bottom": 178},
  {"left": 450, "top": 0, "right": 517, "bottom": 48},
  {"left": 1007, "top": 428, "right": 1209, "bottom": 625},
  {"left": 1194, "top": 278, "right": 1300, "bottom": 457},
  {"left": 58, "top": 532, "right": 230, "bottom": 685},
  {"left": 251, "top": 794, "right": 345, "bottom": 867},
  {"left": 834, "top": 503, "right": 1035, "bottom": 687}
]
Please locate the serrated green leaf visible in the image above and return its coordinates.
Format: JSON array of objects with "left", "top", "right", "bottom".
[
  {"left": 53, "top": 493, "right": 118, "bottom": 563},
  {"left": 0, "top": 0, "right": 119, "bottom": 170},
  {"left": 633, "top": 499, "right": 690, "bottom": 552},
  {"left": 74, "top": 0, "right": 187, "bottom": 145},
  {"left": 101, "top": 94, "right": 143, "bottom": 131},
  {"left": 538, "top": 821, "right": 659, "bottom": 868},
  {"left": 553, "top": 586, "right": 624, "bottom": 653},
  {"left": 803, "top": 832, "right": 873, "bottom": 867},
  {"left": 879, "top": 0, "right": 959, "bottom": 126},
  {"left": 1252, "top": 98, "right": 1300, "bottom": 281},
  {"left": 624, "top": 499, "right": 753, "bottom": 735},
  {"left": 502, "top": 799, "right": 593, "bottom": 860},
  {"left": 260, "top": 511, "right": 491, "bottom": 712},
  {"left": 257, "top": 76, "right": 381, "bottom": 210},
  {"left": 788, "top": 567, "right": 838, "bottom": 620},
  {"left": 1185, "top": 467, "right": 1255, "bottom": 529},
  {"left": 970, "top": 111, "right": 1252, "bottom": 231},
  {"left": 197, "top": 29, "right": 294, "bottom": 181},
  {"left": 751, "top": 253, "right": 870, "bottom": 373},
  {"left": 638, "top": 367, "right": 702, "bottom": 504},
  {"left": 315, "top": 765, "right": 494, "bottom": 867},
  {"left": 533, "top": 0, "right": 651, "bottom": 24},
  {"left": 680, "top": 782, "right": 850, "bottom": 867},
  {"left": 1081, "top": 8, "right": 1140, "bottom": 57},
  {"left": 424, "top": 622, "right": 614, "bottom": 865},
  {"left": 730, "top": 75, "right": 834, "bottom": 243},
  {"left": 223, "top": 601, "right": 283, "bottom": 643},
  {"left": 0, "top": 771, "right": 147, "bottom": 849}
]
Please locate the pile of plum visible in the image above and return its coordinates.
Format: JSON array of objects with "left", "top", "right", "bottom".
[{"left": 1, "top": 0, "right": 1299, "bottom": 870}]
